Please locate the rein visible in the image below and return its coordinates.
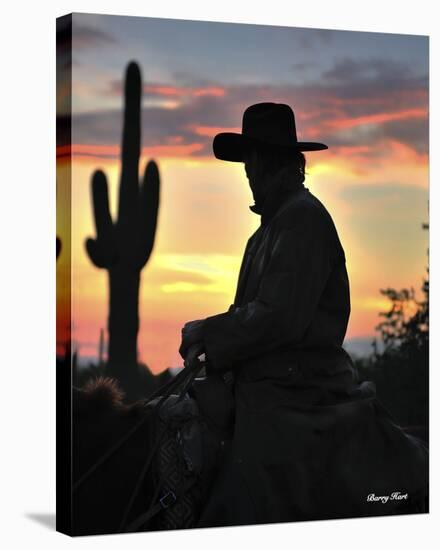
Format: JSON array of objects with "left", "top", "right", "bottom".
[{"left": 73, "top": 357, "right": 206, "bottom": 532}]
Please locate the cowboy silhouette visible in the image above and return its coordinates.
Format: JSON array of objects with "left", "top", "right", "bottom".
[{"left": 179, "top": 103, "right": 428, "bottom": 526}]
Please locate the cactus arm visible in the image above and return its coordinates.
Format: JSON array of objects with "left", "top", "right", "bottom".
[
  {"left": 85, "top": 238, "right": 106, "bottom": 268},
  {"left": 86, "top": 170, "right": 116, "bottom": 268},
  {"left": 137, "top": 160, "right": 160, "bottom": 268},
  {"left": 92, "top": 170, "right": 113, "bottom": 241}
]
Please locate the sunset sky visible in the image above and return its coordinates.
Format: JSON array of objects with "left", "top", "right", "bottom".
[{"left": 57, "top": 13, "right": 429, "bottom": 372}]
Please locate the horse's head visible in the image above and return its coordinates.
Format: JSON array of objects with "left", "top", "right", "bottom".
[{"left": 72, "top": 377, "right": 155, "bottom": 535}]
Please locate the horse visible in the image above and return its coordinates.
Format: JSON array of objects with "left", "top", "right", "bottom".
[
  {"left": 71, "top": 374, "right": 428, "bottom": 535},
  {"left": 72, "top": 370, "right": 232, "bottom": 536}
]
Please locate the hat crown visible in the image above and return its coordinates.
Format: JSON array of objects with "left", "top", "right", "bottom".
[
  {"left": 242, "top": 103, "right": 298, "bottom": 148},
  {"left": 212, "top": 102, "right": 327, "bottom": 162}
]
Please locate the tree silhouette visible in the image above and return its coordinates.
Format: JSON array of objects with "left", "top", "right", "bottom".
[{"left": 356, "top": 221, "right": 429, "bottom": 428}]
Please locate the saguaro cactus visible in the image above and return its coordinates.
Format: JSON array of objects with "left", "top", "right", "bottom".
[{"left": 85, "top": 62, "right": 160, "bottom": 386}]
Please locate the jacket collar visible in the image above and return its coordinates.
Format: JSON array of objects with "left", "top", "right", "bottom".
[{"left": 249, "top": 166, "right": 305, "bottom": 225}]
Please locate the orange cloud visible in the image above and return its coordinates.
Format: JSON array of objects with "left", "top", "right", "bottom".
[
  {"left": 144, "top": 85, "right": 187, "bottom": 97},
  {"left": 143, "top": 84, "right": 225, "bottom": 98},
  {"left": 192, "top": 125, "right": 241, "bottom": 137},
  {"left": 192, "top": 86, "right": 225, "bottom": 97},
  {"left": 57, "top": 144, "right": 120, "bottom": 159},
  {"left": 386, "top": 139, "right": 428, "bottom": 163},
  {"left": 322, "top": 107, "right": 427, "bottom": 132},
  {"left": 331, "top": 145, "right": 372, "bottom": 156},
  {"left": 140, "top": 143, "right": 204, "bottom": 158},
  {"left": 57, "top": 142, "right": 205, "bottom": 161}
]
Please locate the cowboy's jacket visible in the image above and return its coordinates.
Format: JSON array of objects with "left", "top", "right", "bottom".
[
  {"left": 196, "top": 170, "right": 428, "bottom": 529},
  {"left": 201, "top": 171, "right": 351, "bottom": 378}
]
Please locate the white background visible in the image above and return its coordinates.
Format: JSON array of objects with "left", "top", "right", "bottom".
[{"left": 0, "top": 1, "right": 437, "bottom": 548}]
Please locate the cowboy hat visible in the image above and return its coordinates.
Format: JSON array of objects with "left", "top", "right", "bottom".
[{"left": 213, "top": 102, "right": 327, "bottom": 162}]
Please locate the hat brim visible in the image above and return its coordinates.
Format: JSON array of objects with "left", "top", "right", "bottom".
[{"left": 213, "top": 133, "right": 328, "bottom": 162}]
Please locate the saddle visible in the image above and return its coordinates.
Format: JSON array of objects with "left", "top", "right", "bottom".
[{"left": 123, "top": 357, "right": 235, "bottom": 532}]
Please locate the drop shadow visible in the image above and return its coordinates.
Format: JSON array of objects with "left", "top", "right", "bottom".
[{"left": 25, "top": 513, "right": 56, "bottom": 530}]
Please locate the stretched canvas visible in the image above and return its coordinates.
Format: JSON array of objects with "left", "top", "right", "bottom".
[{"left": 56, "top": 12, "right": 429, "bottom": 536}]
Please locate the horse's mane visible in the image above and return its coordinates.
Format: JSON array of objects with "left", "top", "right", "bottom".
[{"left": 74, "top": 377, "right": 126, "bottom": 415}]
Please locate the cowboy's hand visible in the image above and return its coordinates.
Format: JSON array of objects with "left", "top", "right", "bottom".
[
  {"left": 184, "top": 342, "right": 205, "bottom": 368},
  {"left": 179, "top": 319, "right": 205, "bottom": 359}
]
